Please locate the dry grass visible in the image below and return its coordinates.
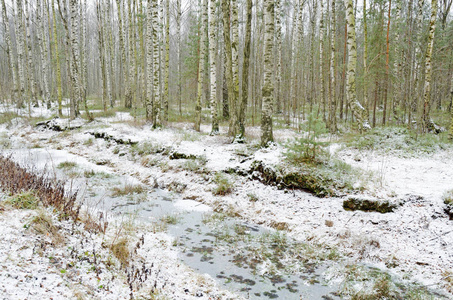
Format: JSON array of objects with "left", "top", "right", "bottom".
[
  {"left": 5, "top": 191, "right": 39, "bottom": 209},
  {"left": 110, "top": 238, "right": 130, "bottom": 267},
  {"left": 30, "top": 210, "right": 64, "bottom": 245},
  {"left": 111, "top": 184, "right": 146, "bottom": 197},
  {"left": 0, "top": 155, "right": 79, "bottom": 220}
]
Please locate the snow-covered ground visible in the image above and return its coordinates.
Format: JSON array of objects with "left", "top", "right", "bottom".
[{"left": 1, "top": 108, "right": 452, "bottom": 298}]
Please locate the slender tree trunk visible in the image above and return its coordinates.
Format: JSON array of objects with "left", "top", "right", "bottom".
[
  {"left": 152, "top": 0, "right": 161, "bottom": 127},
  {"left": 238, "top": 0, "right": 252, "bottom": 140},
  {"left": 261, "top": 0, "right": 274, "bottom": 146},
  {"left": 222, "top": 0, "right": 237, "bottom": 137},
  {"left": 1, "top": 0, "right": 19, "bottom": 103},
  {"left": 24, "top": 0, "right": 38, "bottom": 107},
  {"left": 449, "top": 73, "right": 453, "bottom": 139},
  {"left": 97, "top": 1, "right": 107, "bottom": 111},
  {"left": 15, "top": 0, "right": 26, "bottom": 108},
  {"left": 413, "top": 0, "right": 425, "bottom": 125},
  {"left": 344, "top": 0, "right": 369, "bottom": 131},
  {"left": 363, "top": 0, "right": 369, "bottom": 123},
  {"left": 422, "top": 0, "right": 438, "bottom": 132},
  {"left": 125, "top": 0, "right": 133, "bottom": 108},
  {"left": 52, "top": 0, "right": 63, "bottom": 116},
  {"left": 382, "top": 0, "right": 391, "bottom": 126},
  {"left": 70, "top": 0, "right": 85, "bottom": 119},
  {"left": 116, "top": 0, "right": 126, "bottom": 106},
  {"left": 329, "top": 0, "right": 337, "bottom": 131},
  {"left": 275, "top": 0, "right": 282, "bottom": 114},
  {"left": 146, "top": 0, "right": 153, "bottom": 122},
  {"left": 230, "top": 0, "right": 240, "bottom": 136},
  {"left": 209, "top": 0, "right": 219, "bottom": 134},
  {"left": 392, "top": 0, "right": 402, "bottom": 123},
  {"left": 195, "top": 0, "right": 208, "bottom": 131},
  {"left": 163, "top": 0, "right": 170, "bottom": 123},
  {"left": 319, "top": 0, "right": 326, "bottom": 121},
  {"left": 177, "top": 0, "right": 182, "bottom": 115},
  {"left": 289, "top": 1, "right": 300, "bottom": 126}
]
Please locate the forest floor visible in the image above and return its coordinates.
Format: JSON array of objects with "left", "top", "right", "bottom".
[{"left": 0, "top": 105, "right": 453, "bottom": 299}]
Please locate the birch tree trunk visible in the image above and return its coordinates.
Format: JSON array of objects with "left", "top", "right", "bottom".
[
  {"left": 449, "top": 74, "right": 453, "bottom": 139},
  {"left": 222, "top": 0, "right": 237, "bottom": 137},
  {"left": 51, "top": 0, "right": 63, "bottom": 116},
  {"left": 237, "top": 0, "right": 252, "bottom": 140},
  {"left": 1, "top": 0, "right": 19, "bottom": 103},
  {"left": 319, "top": 0, "right": 326, "bottom": 120},
  {"left": 362, "top": 0, "right": 369, "bottom": 123},
  {"left": 196, "top": 0, "right": 208, "bottom": 131},
  {"left": 152, "top": 0, "right": 161, "bottom": 127},
  {"left": 177, "top": 0, "right": 182, "bottom": 115},
  {"left": 344, "top": 0, "right": 369, "bottom": 131},
  {"left": 70, "top": 0, "right": 83, "bottom": 119},
  {"left": 392, "top": 0, "right": 402, "bottom": 123},
  {"left": 97, "top": 1, "right": 107, "bottom": 111},
  {"left": 125, "top": 0, "right": 133, "bottom": 108},
  {"left": 24, "top": 0, "right": 38, "bottom": 107},
  {"left": 146, "top": 0, "right": 153, "bottom": 122},
  {"left": 329, "top": 0, "right": 337, "bottom": 131},
  {"left": 116, "top": 0, "right": 126, "bottom": 106},
  {"left": 382, "top": 0, "right": 391, "bottom": 125},
  {"left": 16, "top": 0, "right": 26, "bottom": 108},
  {"left": 261, "top": 0, "right": 274, "bottom": 146},
  {"left": 422, "top": 0, "right": 438, "bottom": 132},
  {"left": 209, "top": 0, "right": 219, "bottom": 134},
  {"left": 231, "top": 0, "right": 239, "bottom": 129},
  {"left": 275, "top": 0, "right": 282, "bottom": 113},
  {"left": 289, "top": 1, "right": 300, "bottom": 125},
  {"left": 163, "top": 0, "right": 170, "bottom": 123}
]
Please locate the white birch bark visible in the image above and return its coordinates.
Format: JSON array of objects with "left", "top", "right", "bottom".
[
  {"left": 163, "top": 0, "right": 170, "bottom": 123},
  {"left": 422, "top": 0, "right": 438, "bottom": 131},
  {"left": 24, "top": 0, "right": 38, "bottom": 106},
  {"left": 319, "top": 0, "right": 326, "bottom": 119},
  {"left": 116, "top": 0, "right": 127, "bottom": 104},
  {"left": 209, "top": 0, "right": 219, "bottom": 134},
  {"left": 329, "top": 0, "right": 337, "bottom": 131},
  {"left": 1, "top": 0, "right": 19, "bottom": 103},
  {"left": 15, "top": 0, "right": 26, "bottom": 108},
  {"left": 146, "top": 0, "right": 153, "bottom": 122},
  {"left": 344, "top": 0, "right": 369, "bottom": 131},
  {"left": 260, "top": 0, "right": 274, "bottom": 146},
  {"left": 152, "top": 0, "right": 161, "bottom": 127},
  {"left": 195, "top": 0, "right": 208, "bottom": 131}
]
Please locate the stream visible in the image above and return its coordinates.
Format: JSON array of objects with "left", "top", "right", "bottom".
[{"left": 7, "top": 147, "right": 448, "bottom": 299}]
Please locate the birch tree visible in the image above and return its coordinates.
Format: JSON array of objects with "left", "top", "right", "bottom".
[
  {"left": 222, "top": 0, "right": 237, "bottom": 136},
  {"left": 15, "top": 0, "right": 26, "bottom": 108},
  {"left": 52, "top": 0, "right": 63, "bottom": 115},
  {"left": 237, "top": 0, "right": 252, "bottom": 140},
  {"left": 1, "top": 0, "right": 18, "bottom": 103},
  {"left": 146, "top": 0, "right": 153, "bottom": 122},
  {"left": 195, "top": 0, "right": 208, "bottom": 131},
  {"left": 329, "top": 0, "right": 337, "bottom": 131},
  {"left": 344, "top": 0, "right": 369, "bottom": 131},
  {"left": 422, "top": 0, "right": 438, "bottom": 131},
  {"left": 152, "top": 0, "right": 161, "bottom": 127},
  {"left": 163, "top": 0, "right": 170, "bottom": 123},
  {"left": 209, "top": 0, "right": 219, "bottom": 134},
  {"left": 261, "top": 0, "right": 274, "bottom": 146}
]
